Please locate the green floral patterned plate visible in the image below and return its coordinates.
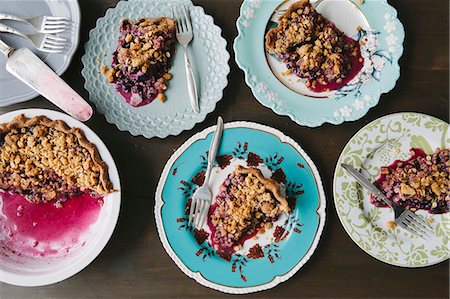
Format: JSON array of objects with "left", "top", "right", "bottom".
[{"left": 333, "top": 112, "right": 449, "bottom": 267}]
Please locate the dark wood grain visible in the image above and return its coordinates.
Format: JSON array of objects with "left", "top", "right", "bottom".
[{"left": 0, "top": 0, "right": 448, "bottom": 298}]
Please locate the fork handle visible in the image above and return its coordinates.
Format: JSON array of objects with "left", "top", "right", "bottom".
[
  {"left": 0, "top": 13, "right": 29, "bottom": 24},
  {"left": 0, "top": 24, "right": 29, "bottom": 41},
  {"left": 183, "top": 47, "right": 199, "bottom": 113},
  {"left": 0, "top": 38, "right": 14, "bottom": 57}
]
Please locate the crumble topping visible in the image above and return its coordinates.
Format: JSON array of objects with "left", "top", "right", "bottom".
[
  {"left": 103, "top": 17, "right": 176, "bottom": 107},
  {"left": 209, "top": 165, "right": 290, "bottom": 258},
  {"left": 265, "top": 0, "right": 361, "bottom": 90},
  {"left": 372, "top": 148, "right": 449, "bottom": 214},
  {"left": 0, "top": 115, "right": 115, "bottom": 203}
]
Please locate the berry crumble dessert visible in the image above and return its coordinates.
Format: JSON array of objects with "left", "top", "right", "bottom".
[
  {"left": 265, "top": 0, "right": 364, "bottom": 92},
  {"left": 103, "top": 17, "right": 176, "bottom": 107},
  {"left": 207, "top": 165, "right": 290, "bottom": 260},
  {"left": 0, "top": 115, "right": 115, "bottom": 204},
  {"left": 371, "top": 148, "right": 450, "bottom": 214}
]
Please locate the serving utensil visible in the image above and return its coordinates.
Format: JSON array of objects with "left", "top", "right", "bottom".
[
  {"left": 0, "top": 13, "right": 68, "bottom": 34},
  {"left": 172, "top": 3, "right": 199, "bottom": 113},
  {"left": 341, "top": 163, "right": 434, "bottom": 240},
  {"left": 188, "top": 116, "right": 224, "bottom": 228},
  {"left": 0, "top": 39, "right": 93, "bottom": 121},
  {"left": 0, "top": 24, "right": 66, "bottom": 53}
]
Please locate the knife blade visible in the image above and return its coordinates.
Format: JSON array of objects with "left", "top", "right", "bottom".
[
  {"left": 0, "top": 39, "right": 93, "bottom": 121},
  {"left": 340, "top": 163, "right": 393, "bottom": 208}
]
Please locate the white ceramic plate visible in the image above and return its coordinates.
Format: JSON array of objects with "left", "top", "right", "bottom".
[
  {"left": 0, "top": 0, "right": 80, "bottom": 107},
  {"left": 0, "top": 108, "right": 121, "bottom": 286}
]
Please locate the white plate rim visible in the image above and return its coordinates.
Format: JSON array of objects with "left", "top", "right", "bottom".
[{"left": 0, "top": 108, "right": 121, "bottom": 286}]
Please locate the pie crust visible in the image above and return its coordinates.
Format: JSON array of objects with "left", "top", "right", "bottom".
[{"left": 0, "top": 114, "right": 114, "bottom": 203}]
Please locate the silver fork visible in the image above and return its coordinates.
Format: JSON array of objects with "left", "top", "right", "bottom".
[
  {"left": 0, "top": 24, "right": 66, "bottom": 53},
  {"left": 341, "top": 163, "right": 434, "bottom": 240},
  {"left": 0, "top": 13, "right": 68, "bottom": 34},
  {"left": 188, "top": 117, "right": 224, "bottom": 229},
  {"left": 171, "top": 3, "right": 199, "bottom": 113}
]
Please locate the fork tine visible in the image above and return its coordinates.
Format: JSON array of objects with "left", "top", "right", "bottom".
[
  {"left": 400, "top": 219, "right": 429, "bottom": 240},
  {"left": 398, "top": 221, "right": 427, "bottom": 240},
  {"left": 44, "top": 38, "right": 66, "bottom": 46},
  {"left": 280, "top": 220, "right": 292, "bottom": 240},
  {"left": 195, "top": 200, "right": 205, "bottom": 228},
  {"left": 46, "top": 35, "right": 67, "bottom": 42},
  {"left": 198, "top": 203, "right": 209, "bottom": 229},
  {"left": 45, "top": 16, "right": 69, "bottom": 21},
  {"left": 44, "top": 20, "right": 69, "bottom": 25},
  {"left": 188, "top": 198, "right": 197, "bottom": 227},
  {"left": 181, "top": 4, "right": 192, "bottom": 32},
  {"left": 407, "top": 219, "right": 433, "bottom": 239},
  {"left": 406, "top": 213, "right": 434, "bottom": 234},
  {"left": 40, "top": 48, "right": 62, "bottom": 54},
  {"left": 177, "top": 6, "right": 186, "bottom": 32},
  {"left": 40, "top": 28, "right": 66, "bottom": 34}
]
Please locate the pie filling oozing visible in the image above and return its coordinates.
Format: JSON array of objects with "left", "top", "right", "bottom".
[
  {"left": 265, "top": 0, "right": 364, "bottom": 92},
  {"left": 371, "top": 148, "right": 450, "bottom": 214},
  {"left": 0, "top": 115, "right": 115, "bottom": 204},
  {"left": 103, "top": 17, "right": 176, "bottom": 107},
  {"left": 207, "top": 165, "right": 290, "bottom": 260}
]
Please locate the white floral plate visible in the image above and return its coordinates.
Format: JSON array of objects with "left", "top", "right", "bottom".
[
  {"left": 234, "top": 0, "right": 405, "bottom": 127},
  {"left": 333, "top": 112, "right": 449, "bottom": 267},
  {"left": 81, "top": 0, "right": 229, "bottom": 139}
]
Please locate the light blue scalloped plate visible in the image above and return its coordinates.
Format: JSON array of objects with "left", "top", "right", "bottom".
[
  {"left": 155, "top": 121, "right": 326, "bottom": 293},
  {"left": 234, "top": 0, "right": 405, "bottom": 127},
  {"left": 81, "top": 0, "right": 229, "bottom": 138}
]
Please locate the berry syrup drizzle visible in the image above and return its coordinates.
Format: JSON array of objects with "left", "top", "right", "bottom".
[
  {"left": 309, "top": 36, "right": 364, "bottom": 93},
  {"left": 0, "top": 191, "right": 102, "bottom": 259}
]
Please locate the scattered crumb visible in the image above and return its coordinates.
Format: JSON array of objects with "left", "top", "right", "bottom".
[
  {"left": 100, "top": 64, "right": 108, "bottom": 74},
  {"left": 393, "top": 146, "right": 401, "bottom": 154},
  {"left": 357, "top": 0, "right": 364, "bottom": 4},
  {"left": 428, "top": 218, "right": 435, "bottom": 224},
  {"left": 281, "top": 69, "right": 293, "bottom": 76},
  {"left": 252, "top": 236, "right": 258, "bottom": 240},
  {"left": 157, "top": 93, "right": 166, "bottom": 103},
  {"left": 102, "top": 53, "right": 107, "bottom": 58},
  {"left": 95, "top": 57, "right": 101, "bottom": 64},
  {"left": 385, "top": 221, "right": 397, "bottom": 229}
]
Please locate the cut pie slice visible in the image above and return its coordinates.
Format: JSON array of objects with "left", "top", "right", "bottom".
[
  {"left": 103, "top": 17, "right": 177, "bottom": 107},
  {"left": 0, "top": 115, "right": 115, "bottom": 204},
  {"left": 207, "top": 165, "right": 290, "bottom": 260},
  {"left": 265, "top": 0, "right": 364, "bottom": 92},
  {"left": 371, "top": 148, "right": 449, "bottom": 214}
]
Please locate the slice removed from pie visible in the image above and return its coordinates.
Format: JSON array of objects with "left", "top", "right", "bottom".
[
  {"left": 207, "top": 165, "right": 290, "bottom": 260},
  {"left": 103, "top": 17, "right": 177, "bottom": 107},
  {"left": 0, "top": 114, "right": 115, "bottom": 204},
  {"left": 265, "top": 0, "right": 364, "bottom": 92}
]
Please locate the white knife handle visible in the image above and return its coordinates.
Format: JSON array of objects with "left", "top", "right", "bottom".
[
  {"left": 183, "top": 47, "right": 199, "bottom": 113},
  {"left": 6, "top": 48, "right": 93, "bottom": 121},
  {"left": 0, "top": 38, "right": 13, "bottom": 57}
]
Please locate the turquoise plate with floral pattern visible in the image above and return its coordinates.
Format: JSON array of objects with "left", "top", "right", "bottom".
[
  {"left": 234, "top": 0, "right": 405, "bottom": 127},
  {"left": 155, "top": 122, "right": 326, "bottom": 293},
  {"left": 334, "top": 112, "right": 449, "bottom": 267}
]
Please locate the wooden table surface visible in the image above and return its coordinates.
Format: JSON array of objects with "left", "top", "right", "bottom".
[{"left": 1, "top": 0, "right": 449, "bottom": 298}]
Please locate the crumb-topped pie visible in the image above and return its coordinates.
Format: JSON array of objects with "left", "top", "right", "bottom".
[
  {"left": 372, "top": 148, "right": 450, "bottom": 214},
  {"left": 103, "top": 17, "right": 176, "bottom": 107},
  {"left": 265, "top": 0, "right": 363, "bottom": 92},
  {"left": 0, "top": 115, "right": 115, "bottom": 204},
  {"left": 207, "top": 165, "right": 290, "bottom": 259}
]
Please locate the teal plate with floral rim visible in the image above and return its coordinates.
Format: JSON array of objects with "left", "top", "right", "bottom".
[
  {"left": 234, "top": 0, "right": 405, "bottom": 127},
  {"left": 333, "top": 112, "right": 450, "bottom": 267},
  {"left": 155, "top": 122, "right": 326, "bottom": 293},
  {"left": 81, "top": 0, "right": 229, "bottom": 139}
]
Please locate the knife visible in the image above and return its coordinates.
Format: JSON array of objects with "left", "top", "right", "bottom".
[
  {"left": 0, "top": 38, "right": 93, "bottom": 121},
  {"left": 340, "top": 163, "right": 394, "bottom": 208}
]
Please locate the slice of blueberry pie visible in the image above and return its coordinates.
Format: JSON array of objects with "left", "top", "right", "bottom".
[
  {"left": 0, "top": 115, "right": 115, "bottom": 204},
  {"left": 207, "top": 165, "right": 290, "bottom": 260},
  {"left": 265, "top": 0, "right": 364, "bottom": 92},
  {"left": 103, "top": 17, "right": 177, "bottom": 107}
]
